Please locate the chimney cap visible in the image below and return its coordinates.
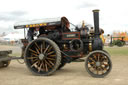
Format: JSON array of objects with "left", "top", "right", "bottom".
[{"left": 93, "top": 9, "right": 100, "bottom": 12}]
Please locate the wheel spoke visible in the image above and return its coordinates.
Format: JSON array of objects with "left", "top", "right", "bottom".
[
  {"left": 96, "top": 67, "right": 99, "bottom": 74},
  {"left": 92, "top": 64, "right": 96, "bottom": 69},
  {"left": 32, "top": 58, "right": 38, "bottom": 62},
  {"left": 35, "top": 42, "right": 41, "bottom": 52},
  {"left": 46, "top": 57, "right": 55, "bottom": 61},
  {"left": 31, "top": 61, "right": 38, "bottom": 68},
  {"left": 101, "top": 68, "right": 104, "bottom": 74},
  {"left": 97, "top": 53, "right": 100, "bottom": 62},
  {"left": 48, "top": 60, "right": 54, "bottom": 66},
  {"left": 88, "top": 65, "right": 96, "bottom": 71},
  {"left": 47, "top": 46, "right": 53, "bottom": 52},
  {"left": 100, "top": 54, "right": 106, "bottom": 61},
  {"left": 42, "top": 61, "right": 45, "bottom": 71},
  {"left": 102, "top": 58, "right": 108, "bottom": 62},
  {"left": 41, "top": 44, "right": 43, "bottom": 53},
  {"left": 42, "top": 41, "right": 45, "bottom": 51},
  {"left": 31, "top": 53, "right": 39, "bottom": 57},
  {"left": 103, "top": 63, "right": 108, "bottom": 66},
  {"left": 45, "top": 60, "right": 52, "bottom": 68},
  {"left": 102, "top": 63, "right": 108, "bottom": 66},
  {"left": 35, "top": 47, "right": 40, "bottom": 54},
  {"left": 89, "top": 57, "right": 95, "bottom": 62},
  {"left": 44, "top": 45, "right": 50, "bottom": 54},
  {"left": 47, "top": 51, "right": 55, "bottom": 55},
  {"left": 101, "top": 66, "right": 107, "bottom": 71},
  {"left": 93, "top": 54, "right": 97, "bottom": 61},
  {"left": 45, "top": 62, "right": 48, "bottom": 72},
  {"left": 37, "top": 60, "right": 40, "bottom": 66},
  {"left": 48, "top": 55, "right": 56, "bottom": 57},
  {"left": 29, "top": 48, "right": 38, "bottom": 54},
  {"left": 88, "top": 61, "right": 95, "bottom": 65},
  {"left": 38, "top": 61, "right": 43, "bottom": 72}
]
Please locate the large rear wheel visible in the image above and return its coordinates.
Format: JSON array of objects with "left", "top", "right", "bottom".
[
  {"left": 24, "top": 38, "right": 61, "bottom": 76},
  {"left": 57, "top": 57, "right": 66, "bottom": 70}
]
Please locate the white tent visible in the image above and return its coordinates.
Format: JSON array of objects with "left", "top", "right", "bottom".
[{"left": 3, "top": 33, "right": 24, "bottom": 41}]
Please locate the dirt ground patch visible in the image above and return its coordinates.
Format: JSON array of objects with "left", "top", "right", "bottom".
[{"left": 0, "top": 45, "right": 128, "bottom": 85}]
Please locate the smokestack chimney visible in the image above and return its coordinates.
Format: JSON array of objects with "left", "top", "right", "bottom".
[{"left": 93, "top": 9, "right": 100, "bottom": 37}]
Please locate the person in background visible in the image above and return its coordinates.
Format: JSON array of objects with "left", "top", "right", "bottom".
[
  {"left": 27, "top": 27, "right": 40, "bottom": 42},
  {"left": 39, "top": 27, "right": 46, "bottom": 36},
  {"left": 27, "top": 27, "right": 34, "bottom": 42},
  {"left": 100, "top": 29, "right": 105, "bottom": 44},
  {"left": 89, "top": 27, "right": 94, "bottom": 34}
]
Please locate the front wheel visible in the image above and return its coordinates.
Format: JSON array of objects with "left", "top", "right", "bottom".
[{"left": 85, "top": 50, "right": 112, "bottom": 78}]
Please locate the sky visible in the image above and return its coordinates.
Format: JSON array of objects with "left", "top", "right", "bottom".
[{"left": 0, "top": 0, "right": 128, "bottom": 35}]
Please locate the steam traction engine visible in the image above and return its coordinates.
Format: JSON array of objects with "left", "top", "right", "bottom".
[{"left": 14, "top": 9, "right": 112, "bottom": 78}]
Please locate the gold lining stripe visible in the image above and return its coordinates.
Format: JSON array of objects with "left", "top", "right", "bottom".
[
  {"left": 30, "top": 25, "right": 33, "bottom": 27},
  {"left": 25, "top": 23, "right": 47, "bottom": 28},
  {"left": 43, "top": 23, "right": 47, "bottom": 26},
  {"left": 33, "top": 24, "right": 36, "bottom": 27},
  {"left": 40, "top": 24, "right": 43, "bottom": 26},
  {"left": 26, "top": 25, "right": 29, "bottom": 28}
]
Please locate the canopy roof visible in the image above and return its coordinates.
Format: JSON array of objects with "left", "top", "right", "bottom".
[{"left": 14, "top": 17, "right": 69, "bottom": 29}]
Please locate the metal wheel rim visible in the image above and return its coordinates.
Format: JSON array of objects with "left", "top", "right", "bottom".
[
  {"left": 25, "top": 38, "right": 60, "bottom": 75},
  {"left": 86, "top": 50, "right": 112, "bottom": 77}
]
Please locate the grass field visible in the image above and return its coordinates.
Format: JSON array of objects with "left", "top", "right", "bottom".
[
  {"left": 104, "top": 46, "right": 128, "bottom": 56},
  {"left": 2, "top": 45, "right": 127, "bottom": 57}
]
